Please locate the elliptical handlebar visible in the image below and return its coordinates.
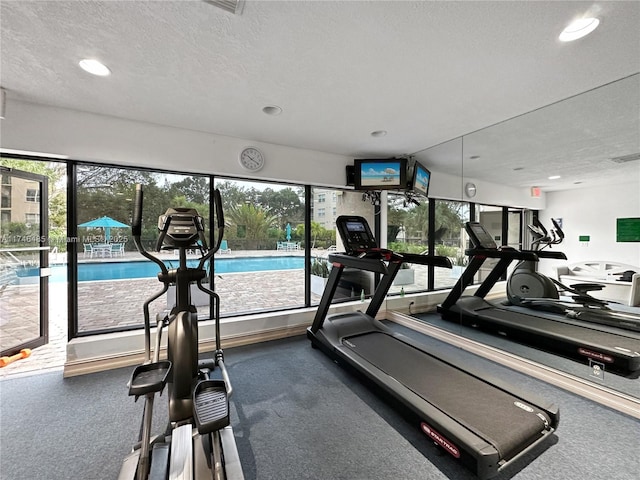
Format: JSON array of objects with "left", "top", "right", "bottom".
[
  {"left": 132, "top": 184, "right": 169, "bottom": 276},
  {"left": 131, "top": 185, "right": 225, "bottom": 275},
  {"left": 198, "top": 188, "right": 224, "bottom": 270},
  {"left": 529, "top": 217, "right": 564, "bottom": 250},
  {"left": 551, "top": 217, "right": 565, "bottom": 241}
]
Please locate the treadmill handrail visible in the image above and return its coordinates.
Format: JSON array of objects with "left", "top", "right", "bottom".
[
  {"left": 524, "top": 250, "right": 567, "bottom": 260},
  {"left": 402, "top": 252, "right": 452, "bottom": 268},
  {"left": 329, "top": 252, "right": 452, "bottom": 270},
  {"left": 465, "top": 247, "right": 539, "bottom": 261},
  {"left": 328, "top": 253, "right": 390, "bottom": 274}
]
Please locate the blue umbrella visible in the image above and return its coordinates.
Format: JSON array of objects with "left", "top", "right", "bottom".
[
  {"left": 285, "top": 223, "right": 292, "bottom": 241},
  {"left": 78, "top": 216, "right": 129, "bottom": 242}
]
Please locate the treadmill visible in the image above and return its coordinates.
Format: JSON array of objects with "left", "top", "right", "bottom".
[
  {"left": 438, "top": 221, "right": 640, "bottom": 378},
  {"left": 308, "top": 215, "right": 560, "bottom": 480}
]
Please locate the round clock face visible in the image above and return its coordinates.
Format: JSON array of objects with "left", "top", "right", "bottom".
[
  {"left": 465, "top": 182, "right": 477, "bottom": 198},
  {"left": 239, "top": 147, "right": 265, "bottom": 172}
]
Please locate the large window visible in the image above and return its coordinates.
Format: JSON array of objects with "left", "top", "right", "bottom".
[
  {"left": 4, "top": 158, "right": 536, "bottom": 346},
  {"left": 386, "top": 195, "right": 470, "bottom": 292},
  {"left": 473, "top": 204, "right": 504, "bottom": 283},
  {"left": 75, "top": 165, "right": 211, "bottom": 333},
  {"left": 71, "top": 166, "right": 377, "bottom": 334},
  {"left": 310, "top": 187, "right": 367, "bottom": 300},
  {"left": 212, "top": 178, "right": 307, "bottom": 316},
  {"left": 433, "top": 200, "right": 470, "bottom": 289},
  {"left": 387, "top": 192, "right": 429, "bottom": 294}
]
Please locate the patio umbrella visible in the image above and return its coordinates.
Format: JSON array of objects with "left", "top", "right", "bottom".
[
  {"left": 78, "top": 216, "right": 129, "bottom": 242},
  {"left": 286, "top": 223, "right": 292, "bottom": 241}
]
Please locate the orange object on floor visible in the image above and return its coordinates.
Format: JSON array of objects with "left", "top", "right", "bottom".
[{"left": 0, "top": 348, "right": 32, "bottom": 367}]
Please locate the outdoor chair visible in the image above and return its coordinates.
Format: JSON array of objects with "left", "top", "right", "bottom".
[
  {"left": 220, "top": 239, "right": 232, "bottom": 254},
  {"left": 83, "top": 244, "right": 94, "bottom": 258},
  {"left": 110, "top": 243, "right": 125, "bottom": 257}
]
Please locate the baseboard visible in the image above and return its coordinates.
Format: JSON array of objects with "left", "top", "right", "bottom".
[{"left": 63, "top": 323, "right": 309, "bottom": 378}]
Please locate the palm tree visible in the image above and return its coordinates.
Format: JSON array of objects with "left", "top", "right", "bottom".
[{"left": 227, "top": 203, "right": 279, "bottom": 250}]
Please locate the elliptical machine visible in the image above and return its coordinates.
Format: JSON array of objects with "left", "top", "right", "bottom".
[
  {"left": 507, "top": 217, "right": 565, "bottom": 304},
  {"left": 506, "top": 217, "right": 640, "bottom": 331},
  {"left": 118, "top": 185, "right": 244, "bottom": 480},
  {"left": 507, "top": 217, "right": 606, "bottom": 309}
]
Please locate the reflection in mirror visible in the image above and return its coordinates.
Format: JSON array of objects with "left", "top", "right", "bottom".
[
  {"left": 461, "top": 73, "right": 640, "bottom": 192},
  {"left": 409, "top": 75, "right": 640, "bottom": 401}
]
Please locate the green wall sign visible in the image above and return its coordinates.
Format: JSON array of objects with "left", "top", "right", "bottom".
[
  {"left": 617, "top": 218, "right": 640, "bottom": 242},
  {"left": 579, "top": 235, "right": 590, "bottom": 242}
]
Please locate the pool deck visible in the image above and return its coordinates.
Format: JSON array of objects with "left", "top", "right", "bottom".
[
  {"left": 0, "top": 248, "right": 450, "bottom": 379},
  {"left": 0, "top": 249, "right": 328, "bottom": 378}
]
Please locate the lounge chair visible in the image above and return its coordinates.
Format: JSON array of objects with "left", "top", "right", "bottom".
[{"left": 220, "top": 239, "right": 232, "bottom": 254}]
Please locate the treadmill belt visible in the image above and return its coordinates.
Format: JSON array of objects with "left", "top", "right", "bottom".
[
  {"left": 478, "top": 307, "right": 640, "bottom": 351},
  {"left": 344, "top": 331, "right": 549, "bottom": 460}
]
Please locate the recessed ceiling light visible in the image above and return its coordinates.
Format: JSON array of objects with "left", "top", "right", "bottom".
[
  {"left": 262, "top": 105, "right": 282, "bottom": 116},
  {"left": 79, "top": 59, "right": 111, "bottom": 76},
  {"left": 559, "top": 17, "right": 600, "bottom": 42},
  {"left": 548, "top": 175, "right": 561, "bottom": 180},
  {"left": 371, "top": 130, "right": 387, "bottom": 137}
]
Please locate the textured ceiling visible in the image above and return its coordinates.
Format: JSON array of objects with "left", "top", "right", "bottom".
[
  {"left": 1, "top": 0, "right": 639, "bottom": 191},
  {"left": 416, "top": 74, "right": 640, "bottom": 191}
]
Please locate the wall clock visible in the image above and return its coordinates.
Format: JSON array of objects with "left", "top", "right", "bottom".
[
  {"left": 465, "top": 182, "right": 477, "bottom": 198},
  {"left": 239, "top": 147, "right": 265, "bottom": 172}
]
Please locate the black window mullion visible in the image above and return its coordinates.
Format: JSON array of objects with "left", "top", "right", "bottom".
[
  {"left": 304, "top": 185, "right": 311, "bottom": 306},
  {"left": 427, "top": 198, "right": 436, "bottom": 290},
  {"left": 67, "top": 161, "right": 79, "bottom": 340}
]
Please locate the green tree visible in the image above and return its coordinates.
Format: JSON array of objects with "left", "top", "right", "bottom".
[
  {"left": 434, "top": 201, "right": 465, "bottom": 244},
  {"left": 226, "top": 203, "right": 278, "bottom": 250},
  {"left": 169, "top": 177, "right": 209, "bottom": 204},
  {"left": 216, "top": 180, "right": 250, "bottom": 212},
  {"left": 258, "top": 187, "right": 304, "bottom": 229}
]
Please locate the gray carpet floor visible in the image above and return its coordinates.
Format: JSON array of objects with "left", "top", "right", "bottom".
[{"left": 1, "top": 328, "right": 639, "bottom": 479}]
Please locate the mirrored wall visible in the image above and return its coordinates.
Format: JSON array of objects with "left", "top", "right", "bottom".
[{"left": 414, "top": 74, "right": 640, "bottom": 400}]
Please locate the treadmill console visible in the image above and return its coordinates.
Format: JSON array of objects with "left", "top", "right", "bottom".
[
  {"left": 336, "top": 215, "right": 378, "bottom": 254},
  {"left": 465, "top": 222, "right": 498, "bottom": 250}
]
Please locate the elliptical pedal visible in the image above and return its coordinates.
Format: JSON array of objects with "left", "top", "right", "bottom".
[
  {"left": 129, "top": 361, "right": 172, "bottom": 397},
  {"left": 193, "top": 380, "right": 230, "bottom": 434}
]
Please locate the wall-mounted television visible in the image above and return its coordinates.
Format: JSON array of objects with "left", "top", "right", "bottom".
[
  {"left": 353, "top": 158, "right": 407, "bottom": 191},
  {"left": 410, "top": 160, "right": 431, "bottom": 197}
]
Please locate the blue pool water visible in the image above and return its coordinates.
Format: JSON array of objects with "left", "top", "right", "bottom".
[{"left": 38, "top": 256, "right": 304, "bottom": 282}]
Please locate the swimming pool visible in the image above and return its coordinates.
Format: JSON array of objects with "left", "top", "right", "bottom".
[{"left": 18, "top": 256, "right": 305, "bottom": 283}]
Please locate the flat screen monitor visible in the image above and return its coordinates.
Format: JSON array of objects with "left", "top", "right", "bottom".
[
  {"left": 411, "top": 161, "right": 431, "bottom": 197},
  {"left": 353, "top": 158, "right": 407, "bottom": 191}
]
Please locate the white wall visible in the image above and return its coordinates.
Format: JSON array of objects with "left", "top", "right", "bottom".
[
  {"left": 1, "top": 100, "right": 349, "bottom": 187},
  {"left": 2, "top": 100, "right": 542, "bottom": 208},
  {"left": 539, "top": 180, "right": 640, "bottom": 277}
]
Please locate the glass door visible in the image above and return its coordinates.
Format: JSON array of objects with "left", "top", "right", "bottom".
[
  {"left": 507, "top": 209, "right": 524, "bottom": 249},
  {"left": 0, "top": 167, "right": 49, "bottom": 357}
]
